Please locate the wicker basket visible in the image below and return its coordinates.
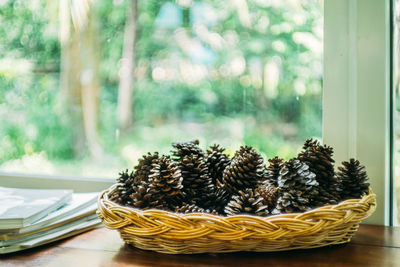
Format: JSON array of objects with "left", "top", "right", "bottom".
[{"left": 97, "top": 184, "right": 376, "bottom": 254}]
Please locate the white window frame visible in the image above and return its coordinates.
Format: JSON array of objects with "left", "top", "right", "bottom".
[
  {"left": 0, "top": 0, "right": 393, "bottom": 225},
  {"left": 323, "top": 0, "right": 391, "bottom": 225}
]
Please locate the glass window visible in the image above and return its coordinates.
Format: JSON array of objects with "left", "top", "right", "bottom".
[{"left": 0, "top": 0, "right": 323, "bottom": 178}]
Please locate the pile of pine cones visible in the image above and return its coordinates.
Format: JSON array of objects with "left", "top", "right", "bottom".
[{"left": 115, "top": 139, "right": 370, "bottom": 216}]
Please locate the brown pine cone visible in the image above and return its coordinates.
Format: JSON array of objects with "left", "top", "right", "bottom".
[
  {"left": 179, "top": 153, "right": 214, "bottom": 207},
  {"left": 337, "top": 158, "right": 370, "bottom": 200},
  {"left": 263, "top": 157, "right": 284, "bottom": 187},
  {"left": 128, "top": 182, "right": 152, "bottom": 209},
  {"left": 116, "top": 169, "right": 135, "bottom": 206},
  {"left": 201, "top": 187, "right": 231, "bottom": 215},
  {"left": 255, "top": 183, "right": 278, "bottom": 213},
  {"left": 222, "top": 146, "right": 265, "bottom": 194},
  {"left": 146, "top": 156, "right": 184, "bottom": 210},
  {"left": 273, "top": 158, "right": 319, "bottom": 214},
  {"left": 225, "top": 188, "right": 270, "bottom": 216},
  {"left": 134, "top": 152, "right": 159, "bottom": 184},
  {"left": 206, "top": 144, "right": 231, "bottom": 188},
  {"left": 298, "top": 139, "right": 340, "bottom": 206},
  {"left": 171, "top": 139, "right": 203, "bottom": 158}
]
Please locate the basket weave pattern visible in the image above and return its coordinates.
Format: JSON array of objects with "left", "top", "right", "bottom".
[{"left": 97, "top": 184, "right": 376, "bottom": 254}]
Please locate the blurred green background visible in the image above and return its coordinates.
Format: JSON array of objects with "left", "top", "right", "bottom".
[{"left": 0, "top": 0, "right": 322, "bottom": 177}]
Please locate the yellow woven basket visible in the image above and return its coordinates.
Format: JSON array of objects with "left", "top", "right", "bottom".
[{"left": 97, "top": 184, "right": 376, "bottom": 254}]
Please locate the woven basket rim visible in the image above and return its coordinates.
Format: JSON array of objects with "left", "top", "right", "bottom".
[{"left": 98, "top": 183, "right": 376, "bottom": 221}]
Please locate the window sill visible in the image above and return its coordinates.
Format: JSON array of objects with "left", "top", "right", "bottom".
[{"left": 0, "top": 171, "right": 114, "bottom": 193}]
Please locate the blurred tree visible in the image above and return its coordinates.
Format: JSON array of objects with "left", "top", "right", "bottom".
[
  {"left": 59, "top": 0, "right": 103, "bottom": 160},
  {"left": 117, "top": 0, "right": 138, "bottom": 130}
]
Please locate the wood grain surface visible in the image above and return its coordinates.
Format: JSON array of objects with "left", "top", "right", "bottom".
[{"left": 1, "top": 224, "right": 399, "bottom": 267}]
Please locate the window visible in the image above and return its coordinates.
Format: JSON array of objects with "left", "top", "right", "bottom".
[
  {"left": 0, "top": 0, "right": 322, "bottom": 178},
  {"left": 0, "top": 1, "right": 392, "bottom": 226}
]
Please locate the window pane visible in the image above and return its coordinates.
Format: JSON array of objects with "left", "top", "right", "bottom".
[{"left": 0, "top": 0, "right": 323, "bottom": 178}]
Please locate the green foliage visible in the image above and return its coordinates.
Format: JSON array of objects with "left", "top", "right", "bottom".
[
  {"left": 0, "top": 0, "right": 323, "bottom": 174},
  {"left": 0, "top": 73, "right": 74, "bottom": 162}
]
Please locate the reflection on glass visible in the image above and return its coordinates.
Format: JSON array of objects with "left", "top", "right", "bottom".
[{"left": 0, "top": 0, "right": 323, "bottom": 178}]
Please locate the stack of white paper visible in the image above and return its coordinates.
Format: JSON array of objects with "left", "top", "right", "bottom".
[{"left": 0, "top": 187, "right": 101, "bottom": 254}]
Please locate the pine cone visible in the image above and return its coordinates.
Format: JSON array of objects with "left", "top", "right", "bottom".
[
  {"left": 128, "top": 182, "right": 152, "bottom": 209},
  {"left": 255, "top": 183, "right": 278, "bottom": 213},
  {"left": 134, "top": 152, "right": 159, "bottom": 184},
  {"left": 171, "top": 139, "right": 214, "bottom": 207},
  {"left": 202, "top": 188, "right": 231, "bottom": 215},
  {"left": 303, "top": 138, "right": 320, "bottom": 150},
  {"left": 206, "top": 144, "right": 231, "bottom": 188},
  {"left": 175, "top": 203, "right": 218, "bottom": 215},
  {"left": 146, "top": 156, "right": 184, "bottom": 210},
  {"left": 115, "top": 170, "right": 152, "bottom": 209},
  {"left": 116, "top": 169, "right": 135, "bottom": 206},
  {"left": 128, "top": 181, "right": 178, "bottom": 211},
  {"left": 178, "top": 153, "right": 214, "bottom": 208},
  {"left": 225, "top": 188, "right": 269, "bottom": 216},
  {"left": 298, "top": 139, "right": 340, "bottom": 205},
  {"left": 274, "top": 158, "right": 319, "bottom": 214},
  {"left": 337, "top": 159, "right": 370, "bottom": 200},
  {"left": 222, "top": 146, "right": 265, "bottom": 194},
  {"left": 171, "top": 140, "right": 203, "bottom": 158},
  {"left": 263, "top": 157, "right": 284, "bottom": 187}
]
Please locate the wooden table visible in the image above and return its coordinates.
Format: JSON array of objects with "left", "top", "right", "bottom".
[{"left": 1, "top": 225, "right": 399, "bottom": 267}]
